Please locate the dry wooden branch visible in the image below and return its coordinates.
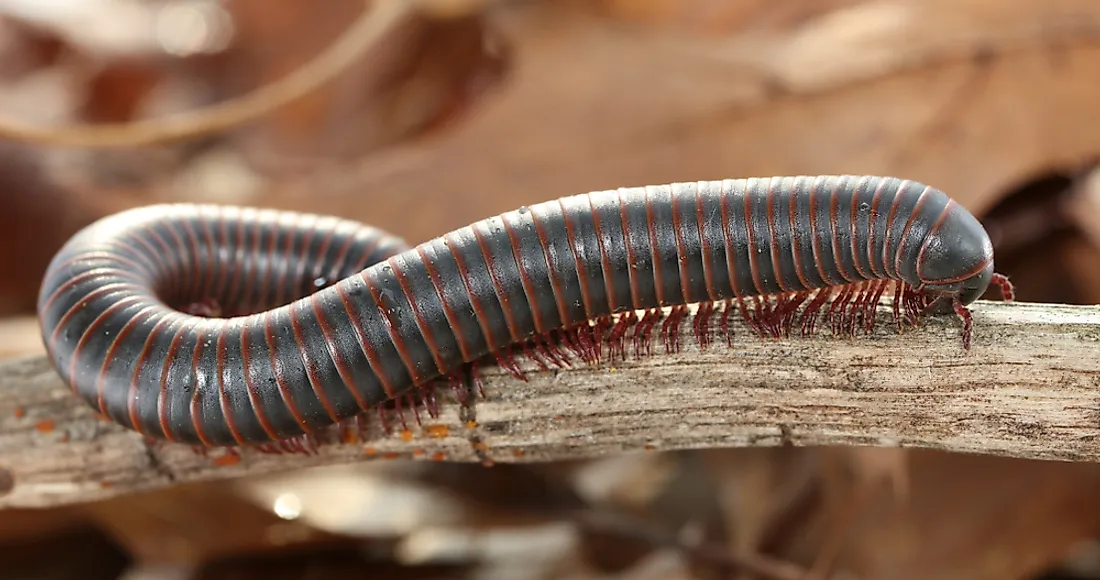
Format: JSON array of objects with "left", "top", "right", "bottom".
[{"left": 0, "top": 300, "right": 1097, "bottom": 509}]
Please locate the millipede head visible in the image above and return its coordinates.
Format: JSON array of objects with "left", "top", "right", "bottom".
[
  {"left": 916, "top": 201, "right": 996, "bottom": 307},
  {"left": 956, "top": 260, "right": 995, "bottom": 306},
  {"left": 918, "top": 260, "right": 994, "bottom": 316}
]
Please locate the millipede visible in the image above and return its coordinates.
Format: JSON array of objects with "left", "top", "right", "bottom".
[{"left": 37, "top": 175, "right": 1014, "bottom": 452}]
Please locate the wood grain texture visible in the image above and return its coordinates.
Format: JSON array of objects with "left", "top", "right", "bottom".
[{"left": 0, "top": 299, "right": 1097, "bottom": 509}]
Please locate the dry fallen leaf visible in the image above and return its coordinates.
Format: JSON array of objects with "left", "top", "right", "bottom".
[
  {"left": 221, "top": 0, "right": 1100, "bottom": 248},
  {"left": 223, "top": 0, "right": 511, "bottom": 169}
]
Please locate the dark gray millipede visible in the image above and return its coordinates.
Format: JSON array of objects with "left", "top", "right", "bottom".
[{"left": 37, "top": 175, "right": 1015, "bottom": 449}]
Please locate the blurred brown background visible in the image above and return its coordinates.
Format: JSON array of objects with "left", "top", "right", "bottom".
[{"left": 1, "top": 0, "right": 1099, "bottom": 578}]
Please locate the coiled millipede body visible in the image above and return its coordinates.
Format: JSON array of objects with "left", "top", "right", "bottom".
[{"left": 38, "top": 175, "right": 1014, "bottom": 449}]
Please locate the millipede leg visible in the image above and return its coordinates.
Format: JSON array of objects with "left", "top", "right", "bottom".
[
  {"left": 392, "top": 395, "right": 409, "bottom": 432},
  {"left": 765, "top": 294, "right": 785, "bottom": 337},
  {"left": 892, "top": 282, "right": 904, "bottom": 332},
  {"left": 493, "top": 349, "right": 527, "bottom": 381},
  {"left": 518, "top": 339, "right": 551, "bottom": 373},
  {"left": 541, "top": 331, "right": 572, "bottom": 368},
  {"left": 530, "top": 332, "right": 563, "bottom": 369},
  {"left": 406, "top": 391, "right": 422, "bottom": 427},
  {"left": 733, "top": 297, "right": 757, "bottom": 335},
  {"left": 991, "top": 272, "right": 1015, "bottom": 301},
  {"left": 901, "top": 285, "right": 924, "bottom": 326},
  {"left": 572, "top": 323, "right": 599, "bottom": 365},
  {"left": 377, "top": 403, "right": 393, "bottom": 435},
  {"left": 417, "top": 382, "right": 440, "bottom": 419},
  {"left": 719, "top": 300, "right": 734, "bottom": 346},
  {"left": 661, "top": 305, "right": 688, "bottom": 353},
  {"left": 799, "top": 287, "right": 830, "bottom": 336},
  {"left": 353, "top": 413, "right": 371, "bottom": 441},
  {"left": 472, "top": 363, "right": 486, "bottom": 399},
  {"left": 754, "top": 296, "right": 776, "bottom": 338},
  {"left": 865, "top": 280, "right": 890, "bottom": 333},
  {"left": 558, "top": 327, "right": 581, "bottom": 363},
  {"left": 694, "top": 301, "right": 715, "bottom": 349},
  {"left": 633, "top": 308, "right": 661, "bottom": 358},
  {"left": 780, "top": 291, "right": 811, "bottom": 338},
  {"left": 827, "top": 285, "right": 853, "bottom": 335},
  {"left": 847, "top": 282, "right": 868, "bottom": 335},
  {"left": 591, "top": 316, "right": 614, "bottom": 362},
  {"left": 608, "top": 311, "right": 637, "bottom": 361},
  {"left": 447, "top": 368, "right": 470, "bottom": 406},
  {"left": 952, "top": 297, "right": 974, "bottom": 350},
  {"left": 749, "top": 297, "right": 767, "bottom": 337}
]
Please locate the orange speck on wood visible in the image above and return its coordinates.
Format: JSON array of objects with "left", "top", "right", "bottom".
[
  {"left": 400, "top": 429, "right": 414, "bottom": 442},
  {"left": 465, "top": 420, "right": 477, "bottom": 429},
  {"left": 35, "top": 419, "right": 54, "bottom": 432},
  {"left": 13, "top": 407, "right": 24, "bottom": 418},
  {"left": 212, "top": 453, "right": 241, "bottom": 467},
  {"left": 512, "top": 449, "right": 524, "bottom": 457},
  {"left": 425, "top": 424, "right": 449, "bottom": 438},
  {"left": 382, "top": 452, "right": 401, "bottom": 460},
  {"left": 412, "top": 448, "right": 425, "bottom": 457},
  {"left": 364, "top": 447, "right": 378, "bottom": 456},
  {"left": 431, "top": 452, "right": 446, "bottom": 461}
]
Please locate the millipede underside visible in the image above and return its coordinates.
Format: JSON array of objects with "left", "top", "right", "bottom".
[{"left": 212, "top": 277, "right": 978, "bottom": 457}]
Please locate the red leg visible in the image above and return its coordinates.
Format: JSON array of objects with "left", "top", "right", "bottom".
[
  {"left": 519, "top": 339, "right": 550, "bottom": 373},
  {"left": 493, "top": 348, "right": 527, "bottom": 381},
  {"left": 633, "top": 308, "right": 655, "bottom": 358},
  {"left": 471, "top": 362, "right": 486, "bottom": 399},
  {"left": 609, "top": 311, "right": 637, "bottom": 361},
  {"left": 843, "top": 282, "right": 867, "bottom": 336},
  {"left": 565, "top": 324, "right": 597, "bottom": 365},
  {"left": 799, "top": 287, "right": 831, "bottom": 336},
  {"left": 662, "top": 305, "right": 688, "bottom": 353},
  {"left": 791, "top": 291, "right": 812, "bottom": 333},
  {"left": 585, "top": 321, "right": 602, "bottom": 363},
  {"left": 865, "top": 280, "right": 889, "bottom": 333},
  {"left": 392, "top": 394, "right": 409, "bottom": 432},
  {"left": 750, "top": 296, "right": 769, "bottom": 337},
  {"left": 735, "top": 297, "right": 759, "bottom": 336},
  {"left": 534, "top": 332, "right": 569, "bottom": 369},
  {"left": 892, "top": 281, "right": 904, "bottom": 332},
  {"left": 376, "top": 404, "right": 393, "bottom": 435},
  {"left": 406, "top": 391, "right": 422, "bottom": 427},
  {"left": 828, "top": 285, "right": 853, "bottom": 335},
  {"left": 952, "top": 297, "right": 973, "bottom": 350},
  {"left": 991, "top": 273, "right": 1015, "bottom": 302},
  {"left": 591, "top": 316, "right": 614, "bottom": 362},
  {"left": 720, "top": 300, "right": 734, "bottom": 347},
  {"left": 694, "top": 301, "right": 715, "bottom": 349}
]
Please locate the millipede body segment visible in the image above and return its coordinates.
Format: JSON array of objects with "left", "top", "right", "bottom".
[{"left": 37, "top": 176, "right": 1013, "bottom": 448}]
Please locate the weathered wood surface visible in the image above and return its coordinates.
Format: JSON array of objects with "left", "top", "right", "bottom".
[{"left": 0, "top": 300, "right": 1097, "bottom": 509}]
